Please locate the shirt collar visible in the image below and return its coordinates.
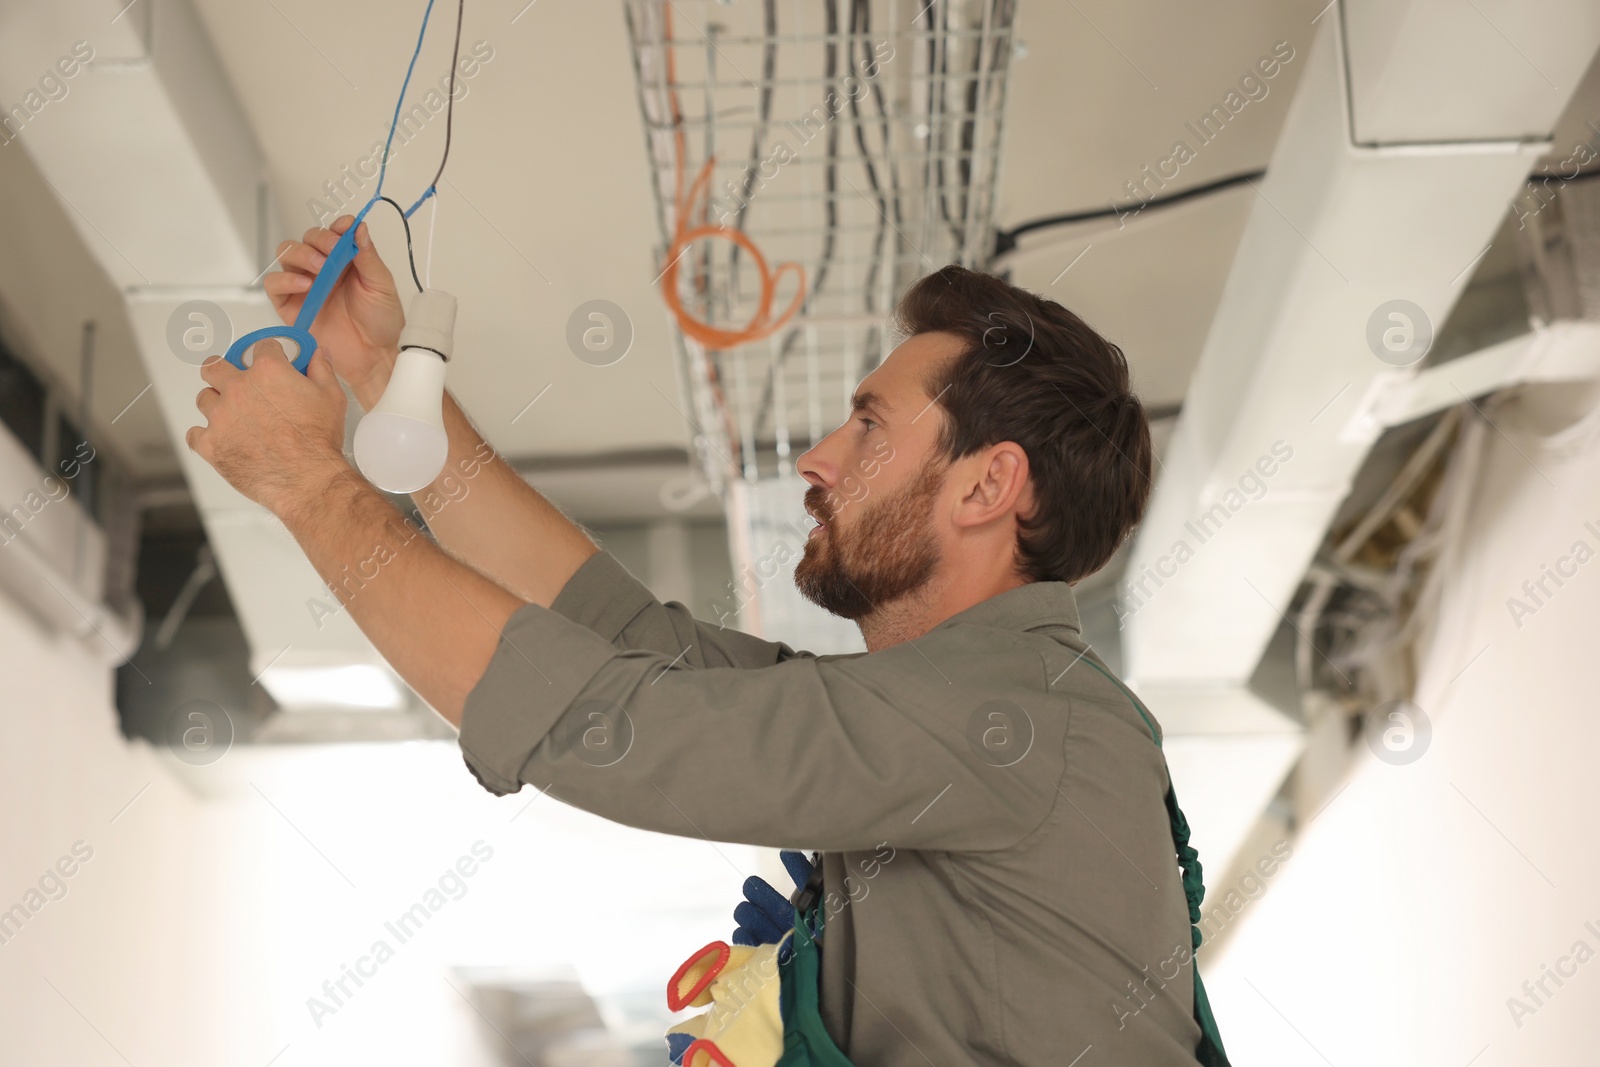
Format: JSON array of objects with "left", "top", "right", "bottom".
[{"left": 929, "top": 579, "right": 1082, "bottom": 636}]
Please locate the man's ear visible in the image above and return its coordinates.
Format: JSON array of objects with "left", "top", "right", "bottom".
[
  {"left": 1013, "top": 470, "right": 1038, "bottom": 524},
  {"left": 956, "top": 442, "right": 1030, "bottom": 528}
]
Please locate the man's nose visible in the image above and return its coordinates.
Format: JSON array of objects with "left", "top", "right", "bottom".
[{"left": 796, "top": 423, "right": 847, "bottom": 487}]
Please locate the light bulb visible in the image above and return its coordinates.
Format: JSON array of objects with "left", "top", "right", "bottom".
[{"left": 353, "top": 289, "right": 456, "bottom": 494}]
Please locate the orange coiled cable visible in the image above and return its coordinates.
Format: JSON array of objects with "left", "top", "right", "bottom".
[{"left": 658, "top": 6, "right": 806, "bottom": 351}]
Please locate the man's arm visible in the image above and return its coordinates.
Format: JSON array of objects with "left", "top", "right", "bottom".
[
  {"left": 544, "top": 546, "right": 817, "bottom": 670},
  {"left": 351, "top": 346, "right": 815, "bottom": 669},
  {"left": 189, "top": 343, "right": 522, "bottom": 723},
  {"left": 279, "top": 463, "right": 1061, "bottom": 852},
  {"left": 454, "top": 586, "right": 1069, "bottom": 852},
  {"left": 288, "top": 462, "right": 525, "bottom": 726},
  {"left": 362, "top": 366, "right": 811, "bottom": 674},
  {"left": 400, "top": 375, "right": 811, "bottom": 669},
  {"left": 271, "top": 217, "right": 601, "bottom": 610},
  {"left": 351, "top": 357, "right": 600, "bottom": 608},
  {"left": 189, "top": 346, "right": 1064, "bottom": 854}
]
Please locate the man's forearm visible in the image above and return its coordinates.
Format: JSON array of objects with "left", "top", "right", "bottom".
[
  {"left": 353, "top": 355, "right": 599, "bottom": 607},
  {"left": 283, "top": 464, "right": 523, "bottom": 728},
  {"left": 420, "top": 391, "right": 600, "bottom": 605}
]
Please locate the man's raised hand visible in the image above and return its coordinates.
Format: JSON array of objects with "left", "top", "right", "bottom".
[{"left": 264, "top": 214, "right": 406, "bottom": 408}]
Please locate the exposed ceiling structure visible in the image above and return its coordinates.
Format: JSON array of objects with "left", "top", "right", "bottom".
[
  {"left": 3, "top": 0, "right": 1600, "bottom": 923},
  {"left": 0, "top": 0, "right": 1321, "bottom": 479},
  {"left": 1116, "top": 0, "right": 1600, "bottom": 872}
]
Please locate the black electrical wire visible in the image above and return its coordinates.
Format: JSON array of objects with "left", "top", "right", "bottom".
[
  {"left": 926, "top": 0, "right": 1019, "bottom": 254},
  {"left": 927, "top": 0, "right": 967, "bottom": 250},
  {"left": 811, "top": 0, "right": 843, "bottom": 313},
  {"left": 955, "top": 0, "right": 1013, "bottom": 244},
  {"left": 851, "top": 0, "right": 889, "bottom": 367},
  {"left": 848, "top": 0, "right": 892, "bottom": 312},
  {"left": 954, "top": 7, "right": 984, "bottom": 242},
  {"left": 728, "top": 0, "right": 779, "bottom": 293},
  {"left": 991, "top": 168, "right": 1267, "bottom": 259},
  {"left": 378, "top": 195, "right": 426, "bottom": 292},
  {"left": 747, "top": 0, "right": 846, "bottom": 441},
  {"left": 855, "top": 0, "right": 903, "bottom": 370},
  {"left": 374, "top": 0, "right": 466, "bottom": 294},
  {"left": 771, "top": 0, "right": 843, "bottom": 328},
  {"left": 862, "top": 0, "right": 903, "bottom": 231},
  {"left": 710, "top": 0, "right": 779, "bottom": 442},
  {"left": 429, "top": 0, "right": 466, "bottom": 194}
]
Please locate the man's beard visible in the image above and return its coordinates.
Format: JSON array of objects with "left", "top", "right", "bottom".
[{"left": 793, "top": 453, "right": 946, "bottom": 620}]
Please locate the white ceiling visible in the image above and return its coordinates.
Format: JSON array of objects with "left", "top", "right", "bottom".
[{"left": 1, "top": 0, "right": 1325, "bottom": 484}]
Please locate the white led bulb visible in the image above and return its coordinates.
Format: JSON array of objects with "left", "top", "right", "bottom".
[{"left": 354, "top": 289, "right": 455, "bottom": 494}]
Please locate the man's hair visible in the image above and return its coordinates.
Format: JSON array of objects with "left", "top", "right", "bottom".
[{"left": 893, "top": 264, "right": 1152, "bottom": 585}]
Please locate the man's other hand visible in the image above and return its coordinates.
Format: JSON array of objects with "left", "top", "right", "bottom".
[{"left": 186, "top": 341, "right": 353, "bottom": 522}]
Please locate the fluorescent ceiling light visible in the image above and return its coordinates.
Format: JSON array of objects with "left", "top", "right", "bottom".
[{"left": 259, "top": 664, "right": 405, "bottom": 710}]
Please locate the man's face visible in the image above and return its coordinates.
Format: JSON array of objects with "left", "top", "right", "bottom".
[{"left": 792, "top": 332, "right": 964, "bottom": 619}]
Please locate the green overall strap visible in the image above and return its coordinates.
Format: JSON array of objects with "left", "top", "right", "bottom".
[
  {"left": 775, "top": 902, "right": 855, "bottom": 1066},
  {"left": 1076, "top": 656, "right": 1233, "bottom": 1067}
]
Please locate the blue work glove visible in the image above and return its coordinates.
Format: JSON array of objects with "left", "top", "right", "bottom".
[
  {"left": 666, "top": 1032, "right": 694, "bottom": 1065},
  {"left": 666, "top": 855, "right": 816, "bottom": 1064},
  {"left": 732, "top": 850, "right": 815, "bottom": 956}
]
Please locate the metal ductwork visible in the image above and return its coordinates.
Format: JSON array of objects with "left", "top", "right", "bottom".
[
  {"left": 1117, "top": 1, "right": 1600, "bottom": 875},
  {"left": 0, "top": 423, "right": 140, "bottom": 663},
  {"left": 1, "top": 0, "right": 411, "bottom": 713}
]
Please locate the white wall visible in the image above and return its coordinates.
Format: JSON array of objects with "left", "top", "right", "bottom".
[
  {"left": 0, "top": 576, "right": 241, "bottom": 1065},
  {"left": 1206, "top": 380, "right": 1600, "bottom": 1066},
  {"left": 0, "top": 508, "right": 756, "bottom": 1065}
]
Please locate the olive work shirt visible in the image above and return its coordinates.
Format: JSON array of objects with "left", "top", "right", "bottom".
[{"left": 458, "top": 549, "right": 1205, "bottom": 1066}]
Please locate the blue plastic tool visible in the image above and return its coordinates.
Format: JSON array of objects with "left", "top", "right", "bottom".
[
  {"left": 223, "top": 0, "right": 443, "bottom": 373},
  {"left": 224, "top": 216, "right": 366, "bottom": 373}
]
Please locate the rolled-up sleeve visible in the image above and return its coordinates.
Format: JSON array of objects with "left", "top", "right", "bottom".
[
  {"left": 547, "top": 549, "right": 814, "bottom": 669},
  {"left": 457, "top": 597, "right": 1069, "bottom": 853}
]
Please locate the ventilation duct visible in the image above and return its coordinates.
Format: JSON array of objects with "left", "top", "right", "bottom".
[
  {"left": 2, "top": 0, "right": 416, "bottom": 713},
  {"left": 1116, "top": 2, "right": 1600, "bottom": 878}
]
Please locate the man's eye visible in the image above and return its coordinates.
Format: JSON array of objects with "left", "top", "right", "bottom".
[{"left": 858, "top": 417, "right": 877, "bottom": 431}]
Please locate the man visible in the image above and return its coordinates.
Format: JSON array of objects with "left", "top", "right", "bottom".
[{"left": 189, "top": 215, "right": 1212, "bottom": 1065}]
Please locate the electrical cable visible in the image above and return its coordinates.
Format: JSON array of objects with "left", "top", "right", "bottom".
[
  {"left": 428, "top": 0, "right": 465, "bottom": 195},
  {"left": 927, "top": 0, "right": 966, "bottom": 250},
  {"left": 847, "top": 0, "right": 892, "bottom": 310},
  {"left": 992, "top": 168, "right": 1267, "bottom": 259},
  {"left": 370, "top": 1, "right": 442, "bottom": 212},
  {"left": 426, "top": 188, "right": 439, "bottom": 288},
  {"left": 955, "top": 7, "right": 984, "bottom": 241},
  {"left": 634, "top": 3, "right": 741, "bottom": 480},
  {"left": 753, "top": 0, "right": 956, "bottom": 436},
  {"left": 958, "top": 0, "right": 1016, "bottom": 239},
  {"left": 704, "top": 0, "right": 779, "bottom": 468},
  {"left": 856, "top": 0, "right": 903, "bottom": 369},
  {"left": 810, "top": 0, "right": 842, "bottom": 319},
  {"left": 658, "top": 4, "right": 806, "bottom": 351},
  {"left": 746, "top": 0, "right": 848, "bottom": 440},
  {"left": 419, "top": 0, "right": 463, "bottom": 290},
  {"left": 377, "top": 196, "right": 425, "bottom": 292},
  {"left": 662, "top": 159, "right": 807, "bottom": 348},
  {"left": 863, "top": 0, "right": 903, "bottom": 231},
  {"left": 727, "top": 0, "right": 779, "bottom": 298},
  {"left": 372, "top": 0, "right": 464, "bottom": 293},
  {"left": 752, "top": 0, "right": 935, "bottom": 437},
  {"left": 227, "top": 0, "right": 470, "bottom": 377}
]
